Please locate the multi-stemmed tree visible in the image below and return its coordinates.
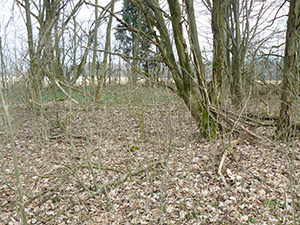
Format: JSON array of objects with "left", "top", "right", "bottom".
[{"left": 19, "top": 0, "right": 299, "bottom": 139}]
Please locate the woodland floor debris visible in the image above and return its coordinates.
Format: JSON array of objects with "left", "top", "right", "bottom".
[{"left": 0, "top": 96, "right": 299, "bottom": 224}]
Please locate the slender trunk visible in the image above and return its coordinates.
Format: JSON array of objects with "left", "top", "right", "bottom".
[
  {"left": 71, "top": 16, "right": 77, "bottom": 83},
  {"left": 54, "top": 14, "right": 63, "bottom": 79},
  {"left": 24, "top": 0, "right": 39, "bottom": 102},
  {"left": 118, "top": 57, "right": 121, "bottom": 85},
  {"left": 95, "top": 0, "right": 116, "bottom": 102},
  {"left": 0, "top": 37, "right": 5, "bottom": 91},
  {"left": 230, "top": 0, "right": 243, "bottom": 106},
  {"left": 184, "top": 0, "right": 206, "bottom": 87},
  {"left": 24, "top": 0, "right": 34, "bottom": 61},
  {"left": 108, "top": 49, "right": 112, "bottom": 85},
  {"left": 225, "top": 6, "right": 231, "bottom": 77},
  {"left": 91, "top": 0, "right": 98, "bottom": 95}
]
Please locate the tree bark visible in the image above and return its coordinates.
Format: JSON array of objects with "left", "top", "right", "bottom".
[
  {"left": 91, "top": 0, "right": 99, "bottom": 95},
  {"left": 276, "top": 0, "right": 300, "bottom": 140},
  {"left": 144, "top": 0, "right": 216, "bottom": 136},
  {"left": 24, "top": 0, "right": 40, "bottom": 102},
  {"left": 95, "top": 0, "right": 116, "bottom": 102},
  {"left": 230, "top": 0, "right": 243, "bottom": 105},
  {"left": 211, "top": 0, "right": 227, "bottom": 104},
  {"left": 184, "top": 0, "right": 206, "bottom": 97}
]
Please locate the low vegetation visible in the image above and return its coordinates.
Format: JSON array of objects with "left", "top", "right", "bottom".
[{"left": 0, "top": 85, "right": 299, "bottom": 224}]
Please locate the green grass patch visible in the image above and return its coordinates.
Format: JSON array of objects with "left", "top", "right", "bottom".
[
  {"left": 101, "top": 86, "right": 175, "bottom": 105},
  {"left": 263, "top": 198, "right": 277, "bottom": 209},
  {"left": 5, "top": 83, "right": 177, "bottom": 108}
]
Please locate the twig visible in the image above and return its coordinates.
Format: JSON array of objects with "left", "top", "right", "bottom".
[
  {"left": 91, "top": 159, "right": 166, "bottom": 196},
  {"left": 27, "top": 173, "right": 70, "bottom": 202},
  {"left": 44, "top": 69, "right": 95, "bottom": 100},
  {"left": 0, "top": 84, "right": 28, "bottom": 224},
  {"left": 54, "top": 79, "right": 79, "bottom": 105},
  {"left": 218, "top": 140, "right": 240, "bottom": 188},
  {"left": 82, "top": 46, "right": 176, "bottom": 92},
  {"left": 42, "top": 159, "right": 166, "bottom": 223},
  {"left": 61, "top": 106, "right": 86, "bottom": 126}
]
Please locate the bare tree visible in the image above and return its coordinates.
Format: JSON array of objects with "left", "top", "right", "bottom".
[
  {"left": 141, "top": 0, "right": 218, "bottom": 136},
  {"left": 16, "top": 0, "right": 84, "bottom": 102},
  {"left": 95, "top": 0, "right": 116, "bottom": 102},
  {"left": 0, "top": 37, "right": 6, "bottom": 93},
  {"left": 91, "top": 0, "right": 99, "bottom": 95},
  {"left": 224, "top": 0, "right": 281, "bottom": 106},
  {"left": 210, "top": 0, "right": 230, "bottom": 104},
  {"left": 276, "top": 0, "right": 300, "bottom": 140}
]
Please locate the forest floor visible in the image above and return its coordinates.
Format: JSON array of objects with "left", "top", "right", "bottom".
[{"left": 0, "top": 86, "right": 299, "bottom": 224}]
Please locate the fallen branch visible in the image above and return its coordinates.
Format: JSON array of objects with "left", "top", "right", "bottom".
[
  {"left": 218, "top": 140, "right": 240, "bottom": 188},
  {"left": 91, "top": 159, "right": 166, "bottom": 196},
  {"left": 42, "top": 159, "right": 166, "bottom": 223},
  {"left": 44, "top": 69, "right": 95, "bottom": 101},
  {"left": 209, "top": 106, "right": 265, "bottom": 141},
  {"left": 60, "top": 106, "right": 86, "bottom": 126}
]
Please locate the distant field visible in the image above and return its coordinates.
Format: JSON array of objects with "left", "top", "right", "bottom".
[
  {"left": 1, "top": 75, "right": 283, "bottom": 88},
  {"left": 1, "top": 75, "right": 175, "bottom": 86}
]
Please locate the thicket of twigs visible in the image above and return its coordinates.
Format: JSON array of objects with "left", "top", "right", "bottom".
[{"left": 0, "top": 84, "right": 299, "bottom": 224}]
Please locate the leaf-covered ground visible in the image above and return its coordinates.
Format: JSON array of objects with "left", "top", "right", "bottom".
[{"left": 0, "top": 87, "right": 299, "bottom": 224}]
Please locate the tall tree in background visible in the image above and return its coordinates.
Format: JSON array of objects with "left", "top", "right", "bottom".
[
  {"left": 185, "top": 0, "right": 206, "bottom": 87},
  {"left": 23, "top": 0, "right": 38, "bottom": 102},
  {"left": 115, "top": 0, "right": 155, "bottom": 86},
  {"left": 276, "top": 0, "right": 300, "bottom": 140}
]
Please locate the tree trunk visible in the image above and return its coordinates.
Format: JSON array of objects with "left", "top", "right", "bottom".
[
  {"left": 184, "top": 0, "right": 206, "bottom": 100},
  {"left": 95, "top": 0, "right": 116, "bottom": 102},
  {"left": 91, "top": 0, "right": 99, "bottom": 95},
  {"left": 0, "top": 37, "right": 6, "bottom": 92},
  {"left": 211, "top": 0, "right": 227, "bottom": 104},
  {"left": 24, "top": 0, "right": 40, "bottom": 102},
  {"left": 230, "top": 0, "right": 243, "bottom": 105},
  {"left": 144, "top": 0, "right": 216, "bottom": 136},
  {"left": 276, "top": 0, "right": 300, "bottom": 140}
]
